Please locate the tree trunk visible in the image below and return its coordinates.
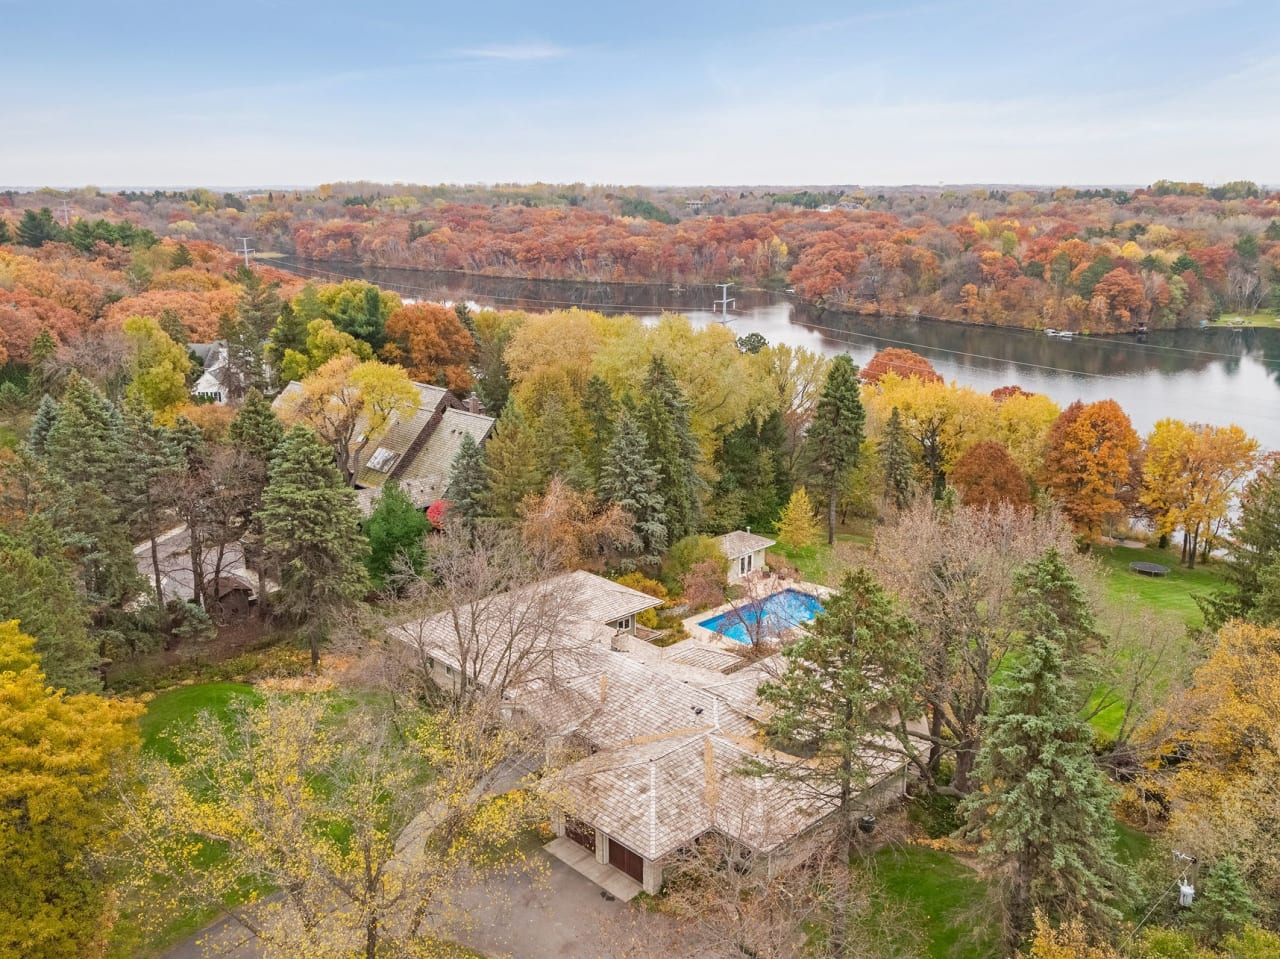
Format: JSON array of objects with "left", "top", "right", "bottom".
[
  {"left": 827, "top": 488, "right": 837, "bottom": 545},
  {"left": 1187, "top": 522, "right": 1200, "bottom": 569}
]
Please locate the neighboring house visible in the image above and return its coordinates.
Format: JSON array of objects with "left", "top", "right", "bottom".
[
  {"left": 717, "top": 529, "right": 776, "bottom": 581},
  {"left": 189, "top": 341, "right": 232, "bottom": 404},
  {"left": 132, "top": 525, "right": 277, "bottom": 617},
  {"left": 274, "top": 379, "right": 496, "bottom": 517},
  {"left": 390, "top": 569, "right": 913, "bottom": 898}
]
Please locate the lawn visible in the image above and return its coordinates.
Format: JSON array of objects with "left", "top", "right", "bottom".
[
  {"left": 1214, "top": 311, "right": 1279, "bottom": 328},
  {"left": 1092, "top": 544, "right": 1225, "bottom": 630},
  {"left": 769, "top": 526, "right": 872, "bottom": 586},
  {"left": 857, "top": 846, "right": 999, "bottom": 959}
]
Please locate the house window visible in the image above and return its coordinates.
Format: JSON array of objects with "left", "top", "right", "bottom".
[
  {"left": 740, "top": 553, "right": 753, "bottom": 576},
  {"left": 614, "top": 615, "right": 633, "bottom": 632}
]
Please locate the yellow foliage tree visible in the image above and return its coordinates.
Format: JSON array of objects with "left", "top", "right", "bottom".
[
  {"left": 122, "top": 314, "right": 192, "bottom": 423},
  {"left": 776, "top": 485, "right": 820, "bottom": 549},
  {"left": 0, "top": 620, "right": 141, "bottom": 958},
  {"left": 275, "top": 354, "right": 417, "bottom": 485}
]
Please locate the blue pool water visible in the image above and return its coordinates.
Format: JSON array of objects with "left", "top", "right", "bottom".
[{"left": 698, "top": 589, "right": 824, "bottom": 644}]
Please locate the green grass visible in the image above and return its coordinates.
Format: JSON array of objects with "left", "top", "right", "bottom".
[
  {"left": 1092, "top": 544, "right": 1225, "bottom": 629},
  {"left": 1114, "top": 822, "right": 1155, "bottom": 866},
  {"left": 768, "top": 529, "right": 869, "bottom": 586},
  {"left": 1214, "top": 311, "right": 1279, "bottom": 328},
  {"left": 858, "top": 846, "right": 999, "bottom": 959},
  {"left": 139, "top": 681, "right": 261, "bottom": 760}
]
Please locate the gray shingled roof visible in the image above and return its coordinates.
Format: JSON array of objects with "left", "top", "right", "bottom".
[
  {"left": 717, "top": 530, "right": 777, "bottom": 559},
  {"left": 548, "top": 732, "right": 839, "bottom": 861},
  {"left": 353, "top": 382, "right": 451, "bottom": 489},
  {"left": 393, "top": 407, "right": 494, "bottom": 488}
]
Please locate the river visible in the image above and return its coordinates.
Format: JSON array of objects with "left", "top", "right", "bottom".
[{"left": 270, "top": 258, "right": 1280, "bottom": 452}]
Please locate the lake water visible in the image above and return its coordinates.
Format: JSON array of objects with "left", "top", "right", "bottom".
[{"left": 271, "top": 258, "right": 1280, "bottom": 452}]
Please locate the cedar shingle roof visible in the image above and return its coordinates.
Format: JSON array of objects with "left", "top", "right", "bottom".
[
  {"left": 717, "top": 530, "right": 777, "bottom": 559},
  {"left": 353, "top": 382, "right": 452, "bottom": 489}
]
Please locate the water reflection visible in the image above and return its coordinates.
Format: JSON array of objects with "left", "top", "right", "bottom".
[{"left": 275, "top": 259, "right": 1280, "bottom": 451}]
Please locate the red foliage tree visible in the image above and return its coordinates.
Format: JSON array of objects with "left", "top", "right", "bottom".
[
  {"left": 381, "top": 303, "right": 476, "bottom": 392},
  {"left": 950, "top": 441, "right": 1031, "bottom": 510},
  {"left": 859, "top": 348, "right": 943, "bottom": 385}
]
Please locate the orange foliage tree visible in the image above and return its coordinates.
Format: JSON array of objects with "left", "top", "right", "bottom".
[
  {"left": 381, "top": 303, "right": 476, "bottom": 392},
  {"left": 858, "top": 348, "right": 943, "bottom": 385},
  {"left": 950, "top": 440, "right": 1031, "bottom": 510},
  {"left": 1041, "top": 400, "right": 1141, "bottom": 538}
]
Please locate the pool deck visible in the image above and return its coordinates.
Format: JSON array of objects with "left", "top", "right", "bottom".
[{"left": 682, "top": 574, "right": 831, "bottom": 650}]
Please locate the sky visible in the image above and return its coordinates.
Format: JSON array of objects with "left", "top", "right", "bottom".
[{"left": 5, "top": 0, "right": 1278, "bottom": 188}]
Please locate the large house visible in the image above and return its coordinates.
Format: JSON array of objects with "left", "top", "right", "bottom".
[
  {"left": 273, "top": 379, "right": 496, "bottom": 516},
  {"left": 389, "top": 570, "right": 913, "bottom": 898}
]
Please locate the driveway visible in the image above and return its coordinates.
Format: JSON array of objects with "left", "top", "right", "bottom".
[{"left": 165, "top": 846, "right": 707, "bottom": 959}]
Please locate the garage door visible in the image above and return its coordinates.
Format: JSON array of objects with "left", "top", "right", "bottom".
[
  {"left": 565, "top": 818, "right": 595, "bottom": 853},
  {"left": 608, "top": 837, "right": 645, "bottom": 883}
]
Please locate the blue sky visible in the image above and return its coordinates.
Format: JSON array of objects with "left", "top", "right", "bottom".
[{"left": 5, "top": 0, "right": 1277, "bottom": 187}]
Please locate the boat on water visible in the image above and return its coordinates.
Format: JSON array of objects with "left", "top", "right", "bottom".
[{"left": 1044, "top": 329, "right": 1075, "bottom": 338}]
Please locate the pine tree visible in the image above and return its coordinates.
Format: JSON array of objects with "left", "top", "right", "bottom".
[
  {"left": 365, "top": 480, "right": 427, "bottom": 591},
  {"left": 599, "top": 408, "right": 668, "bottom": 563},
  {"left": 43, "top": 375, "right": 137, "bottom": 607},
  {"left": 878, "top": 406, "right": 915, "bottom": 511},
  {"left": 754, "top": 569, "right": 921, "bottom": 956},
  {"left": 1204, "top": 464, "right": 1280, "bottom": 627},
  {"left": 220, "top": 270, "right": 282, "bottom": 398},
  {"left": 483, "top": 404, "right": 542, "bottom": 518},
  {"left": 120, "top": 401, "right": 183, "bottom": 612},
  {"left": 805, "top": 353, "right": 866, "bottom": 543},
  {"left": 1189, "top": 856, "right": 1257, "bottom": 945},
  {"left": 261, "top": 426, "right": 369, "bottom": 666},
  {"left": 266, "top": 301, "right": 308, "bottom": 372},
  {"left": 169, "top": 242, "right": 193, "bottom": 269},
  {"left": 533, "top": 393, "right": 590, "bottom": 490},
  {"left": 776, "top": 486, "right": 819, "bottom": 550},
  {"left": 157, "top": 307, "right": 189, "bottom": 347},
  {"left": 228, "top": 389, "right": 285, "bottom": 610},
  {"left": 28, "top": 327, "right": 59, "bottom": 397},
  {"left": 960, "top": 632, "right": 1124, "bottom": 947},
  {"left": 17, "top": 207, "right": 62, "bottom": 248},
  {"left": 27, "top": 394, "right": 59, "bottom": 456},
  {"left": 639, "top": 356, "right": 702, "bottom": 541},
  {"left": 445, "top": 432, "right": 489, "bottom": 539},
  {"left": 583, "top": 374, "right": 617, "bottom": 482},
  {"left": 0, "top": 217, "right": 11, "bottom": 244},
  {"left": 1012, "top": 547, "right": 1098, "bottom": 660},
  {"left": 0, "top": 530, "right": 98, "bottom": 693}
]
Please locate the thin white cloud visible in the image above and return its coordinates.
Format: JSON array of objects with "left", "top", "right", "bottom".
[{"left": 453, "top": 43, "right": 568, "bottom": 61}]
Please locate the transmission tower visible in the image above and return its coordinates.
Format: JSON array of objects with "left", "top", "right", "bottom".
[{"left": 236, "top": 237, "right": 256, "bottom": 268}]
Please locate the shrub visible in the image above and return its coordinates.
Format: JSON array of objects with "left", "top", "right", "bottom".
[
  {"left": 613, "top": 572, "right": 668, "bottom": 628},
  {"left": 661, "top": 535, "right": 727, "bottom": 592}
]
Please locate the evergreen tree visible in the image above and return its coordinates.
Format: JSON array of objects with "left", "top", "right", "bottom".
[
  {"left": 483, "top": 404, "right": 542, "bottom": 518},
  {"left": 960, "top": 632, "right": 1123, "bottom": 947},
  {"left": 582, "top": 374, "right": 617, "bottom": 482},
  {"left": 1189, "top": 856, "right": 1257, "bottom": 945},
  {"left": 639, "top": 356, "right": 703, "bottom": 540},
  {"left": 157, "top": 307, "right": 189, "bottom": 347},
  {"left": 28, "top": 327, "right": 59, "bottom": 398},
  {"left": 43, "top": 375, "right": 136, "bottom": 608},
  {"left": 261, "top": 426, "right": 369, "bottom": 667},
  {"left": 27, "top": 394, "right": 59, "bottom": 456},
  {"left": 265, "top": 301, "right": 308, "bottom": 372},
  {"left": 120, "top": 402, "right": 183, "bottom": 612},
  {"left": 1012, "top": 547, "right": 1098, "bottom": 660},
  {"left": 712, "top": 411, "right": 786, "bottom": 532},
  {"left": 364, "top": 480, "right": 427, "bottom": 591},
  {"left": 805, "top": 353, "right": 866, "bottom": 543},
  {"left": 754, "top": 569, "right": 921, "bottom": 956},
  {"left": 0, "top": 528, "right": 99, "bottom": 692},
  {"left": 599, "top": 408, "right": 668, "bottom": 563},
  {"left": 0, "top": 217, "right": 11, "bottom": 244},
  {"left": 533, "top": 393, "right": 590, "bottom": 490},
  {"left": 1203, "top": 465, "right": 1280, "bottom": 627},
  {"left": 170, "top": 242, "right": 193, "bottom": 268},
  {"left": 878, "top": 406, "right": 914, "bottom": 511},
  {"left": 16, "top": 207, "right": 63, "bottom": 248},
  {"left": 444, "top": 432, "right": 489, "bottom": 539},
  {"left": 228, "top": 390, "right": 285, "bottom": 610}
]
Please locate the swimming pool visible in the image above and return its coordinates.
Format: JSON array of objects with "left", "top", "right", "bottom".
[{"left": 698, "top": 589, "right": 824, "bottom": 644}]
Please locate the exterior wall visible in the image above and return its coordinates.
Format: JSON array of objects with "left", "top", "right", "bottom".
[
  {"left": 726, "top": 548, "right": 768, "bottom": 582},
  {"left": 607, "top": 616, "right": 637, "bottom": 635},
  {"left": 642, "top": 857, "right": 663, "bottom": 895}
]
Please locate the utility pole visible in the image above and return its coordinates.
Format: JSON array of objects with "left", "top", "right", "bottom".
[
  {"left": 58, "top": 198, "right": 71, "bottom": 226},
  {"left": 236, "top": 236, "right": 255, "bottom": 268},
  {"left": 713, "top": 282, "right": 735, "bottom": 316}
]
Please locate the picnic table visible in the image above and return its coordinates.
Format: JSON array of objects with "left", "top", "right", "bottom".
[{"left": 1129, "top": 561, "right": 1170, "bottom": 577}]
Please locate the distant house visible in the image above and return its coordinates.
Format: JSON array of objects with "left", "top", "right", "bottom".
[
  {"left": 189, "top": 341, "right": 232, "bottom": 404},
  {"left": 717, "top": 530, "right": 776, "bottom": 582},
  {"left": 390, "top": 569, "right": 914, "bottom": 899},
  {"left": 132, "top": 526, "right": 277, "bottom": 618},
  {"left": 273, "top": 380, "right": 496, "bottom": 517}
]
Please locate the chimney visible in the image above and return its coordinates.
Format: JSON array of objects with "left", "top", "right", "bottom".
[
  {"left": 746, "top": 525, "right": 751, "bottom": 535},
  {"left": 466, "top": 392, "right": 482, "bottom": 414}
]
